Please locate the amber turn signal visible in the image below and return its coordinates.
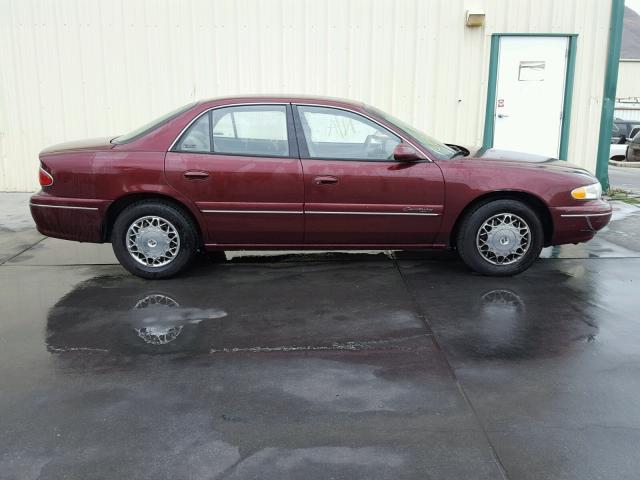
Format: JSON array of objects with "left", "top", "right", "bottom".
[{"left": 570, "top": 182, "right": 602, "bottom": 200}]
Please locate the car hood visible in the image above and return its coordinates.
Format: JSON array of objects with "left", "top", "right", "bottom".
[
  {"left": 463, "top": 146, "right": 593, "bottom": 176},
  {"left": 40, "top": 136, "right": 115, "bottom": 156}
]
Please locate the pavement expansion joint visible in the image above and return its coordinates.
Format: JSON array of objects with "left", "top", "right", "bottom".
[{"left": 209, "top": 334, "right": 431, "bottom": 354}]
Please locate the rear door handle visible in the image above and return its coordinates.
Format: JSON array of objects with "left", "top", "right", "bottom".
[
  {"left": 183, "top": 170, "right": 210, "bottom": 180},
  {"left": 313, "top": 176, "right": 338, "bottom": 185}
]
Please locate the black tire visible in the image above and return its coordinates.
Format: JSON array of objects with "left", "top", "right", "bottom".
[
  {"left": 456, "top": 199, "right": 544, "bottom": 276},
  {"left": 111, "top": 200, "right": 199, "bottom": 279}
]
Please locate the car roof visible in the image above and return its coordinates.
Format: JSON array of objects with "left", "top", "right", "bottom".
[{"left": 197, "top": 95, "right": 367, "bottom": 109}]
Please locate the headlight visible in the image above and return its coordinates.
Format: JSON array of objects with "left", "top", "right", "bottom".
[{"left": 571, "top": 182, "right": 602, "bottom": 200}]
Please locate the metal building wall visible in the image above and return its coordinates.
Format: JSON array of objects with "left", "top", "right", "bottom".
[
  {"left": 0, "top": 0, "right": 612, "bottom": 191},
  {"left": 617, "top": 60, "right": 640, "bottom": 100}
]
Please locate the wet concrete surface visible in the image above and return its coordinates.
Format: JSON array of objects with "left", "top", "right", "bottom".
[
  {"left": 0, "top": 194, "right": 45, "bottom": 264},
  {"left": 609, "top": 164, "right": 640, "bottom": 193},
  {"left": 1, "top": 195, "right": 640, "bottom": 479}
]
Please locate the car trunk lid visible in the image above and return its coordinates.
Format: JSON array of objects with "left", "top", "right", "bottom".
[{"left": 39, "top": 137, "right": 116, "bottom": 156}]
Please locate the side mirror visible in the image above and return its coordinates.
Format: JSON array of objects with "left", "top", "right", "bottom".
[
  {"left": 393, "top": 144, "right": 421, "bottom": 162},
  {"left": 617, "top": 135, "right": 627, "bottom": 145}
]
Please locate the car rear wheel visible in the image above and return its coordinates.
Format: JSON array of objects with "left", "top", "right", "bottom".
[
  {"left": 456, "top": 199, "right": 544, "bottom": 276},
  {"left": 111, "top": 201, "right": 198, "bottom": 279}
]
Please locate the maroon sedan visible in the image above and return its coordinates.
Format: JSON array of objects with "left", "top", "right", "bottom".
[{"left": 31, "top": 96, "right": 612, "bottom": 279}]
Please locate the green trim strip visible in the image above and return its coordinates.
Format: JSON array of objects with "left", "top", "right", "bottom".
[
  {"left": 595, "top": 0, "right": 625, "bottom": 190},
  {"left": 559, "top": 36, "right": 578, "bottom": 160},
  {"left": 482, "top": 35, "right": 500, "bottom": 149},
  {"left": 483, "top": 34, "right": 577, "bottom": 159},
  {"left": 490, "top": 33, "right": 578, "bottom": 37}
]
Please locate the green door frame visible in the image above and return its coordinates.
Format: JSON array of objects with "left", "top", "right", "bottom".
[
  {"left": 482, "top": 33, "right": 578, "bottom": 161},
  {"left": 595, "top": 0, "right": 625, "bottom": 191}
]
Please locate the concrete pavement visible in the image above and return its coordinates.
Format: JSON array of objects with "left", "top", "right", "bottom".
[
  {"left": 1, "top": 193, "right": 640, "bottom": 479},
  {"left": 609, "top": 164, "right": 640, "bottom": 193}
]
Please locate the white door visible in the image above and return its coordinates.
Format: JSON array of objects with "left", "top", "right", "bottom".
[{"left": 493, "top": 36, "right": 569, "bottom": 158}]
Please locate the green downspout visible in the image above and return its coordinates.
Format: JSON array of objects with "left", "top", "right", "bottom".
[{"left": 595, "top": 0, "right": 625, "bottom": 190}]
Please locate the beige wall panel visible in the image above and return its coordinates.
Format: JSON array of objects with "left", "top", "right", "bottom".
[{"left": 0, "top": 0, "right": 612, "bottom": 190}]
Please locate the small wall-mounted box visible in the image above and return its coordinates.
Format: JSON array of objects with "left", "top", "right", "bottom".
[{"left": 466, "top": 9, "right": 485, "bottom": 27}]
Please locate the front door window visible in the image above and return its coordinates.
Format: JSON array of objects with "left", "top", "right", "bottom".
[{"left": 297, "top": 105, "right": 401, "bottom": 160}]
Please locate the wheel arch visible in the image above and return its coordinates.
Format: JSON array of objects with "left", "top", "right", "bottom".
[
  {"left": 450, "top": 191, "right": 553, "bottom": 248},
  {"left": 103, "top": 193, "right": 204, "bottom": 244}
]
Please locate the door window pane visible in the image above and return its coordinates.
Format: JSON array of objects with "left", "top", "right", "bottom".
[
  {"left": 518, "top": 61, "right": 546, "bottom": 81},
  {"left": 211, "top": 105, "right": 289, "bottom": 156},
  {"left": 212, "top": 113, "right": 235, "bottom": 137},
  {"left": 298, "top": 106, "right": 400, "bottom": 160},
  {"left": 175, "top": 113, "right": 211, "bottom": 152}
]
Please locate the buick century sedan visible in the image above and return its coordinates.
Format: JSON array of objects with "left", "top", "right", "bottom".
[{"left": 30, "top": 96, "right": 612, "bottom": 278}]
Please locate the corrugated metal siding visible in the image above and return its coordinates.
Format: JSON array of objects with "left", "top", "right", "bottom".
[
  {"left": 617, "top": 60, "right": 640, "bottom": 100},
  {"left": 615, "top": 103, "right": 640, "bottom": 122},
  {"left": 0, "top": 0, "right": 612, "bottom": 191}
]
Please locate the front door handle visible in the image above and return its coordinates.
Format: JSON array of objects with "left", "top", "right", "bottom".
[
  {"left": 183, "top": 170, "right": 210, "bottom": 180},
  {"left": 497, "top": 114, "right": 510, "bottom": 119},
  {"left": 313, "top": 176, "right": 338, "bottom": 185}
]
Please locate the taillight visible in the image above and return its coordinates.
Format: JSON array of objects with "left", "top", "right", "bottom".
[{"left": 39, "top": 166, "right": 54, "bottom": 187}]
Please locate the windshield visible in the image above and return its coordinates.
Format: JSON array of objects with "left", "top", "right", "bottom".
[
  {"left": 111, "top": 102, "right": 197, "bottom": 144},
  {"left": 366, "top": 106, "right": 456, "bottom": 160}
]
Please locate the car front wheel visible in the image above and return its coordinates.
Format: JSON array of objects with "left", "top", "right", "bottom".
[
  {"left": 111, "top": 201, "right": 198, "bottom": 279},
  {"left": 456, "top": 199, "right": 544, "bottom": 276}
]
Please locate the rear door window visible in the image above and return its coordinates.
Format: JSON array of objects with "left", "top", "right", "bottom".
[
  {"left": 175, "top": 113, "right": 211, "bottom": 152},
  {"left": 212, "top": 105, "right": 289, "bottom": 157},
  {"left": 175, "top": 105, "right": 290, "bottom": 157}
]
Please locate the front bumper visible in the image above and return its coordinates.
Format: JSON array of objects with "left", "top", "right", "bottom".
[
  {"left": 30, "top": 193, "right": 109, "bottom": 242},
  {"left": 550, "top": 200, "right": 613, "bottom": 245}
]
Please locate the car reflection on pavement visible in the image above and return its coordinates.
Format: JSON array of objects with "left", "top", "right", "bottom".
[
  {"left": 129, "top": 293, "right": 227, "bottom": 346},
  {"left": 422, "top": 283, "right": 599, "bottom": 362},
  {"left": 45, "top": 263, "right": 598, "bottom": 360},
  {"left": 46, "top": 277, "right": 228, "bottom": 354}
]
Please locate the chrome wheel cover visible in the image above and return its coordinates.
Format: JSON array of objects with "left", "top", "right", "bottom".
[
  {"left": 476, "top": 213, "right": 531, "bottom": 265},
  {"left": 133, "top": 294, "right": 183, "bottom": 345},
  {"left": 126, "top": 216, "right": 180, "bottom": 267},
  {"left": 133, "top": 293, "right": 180, "bottom": 309}
]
